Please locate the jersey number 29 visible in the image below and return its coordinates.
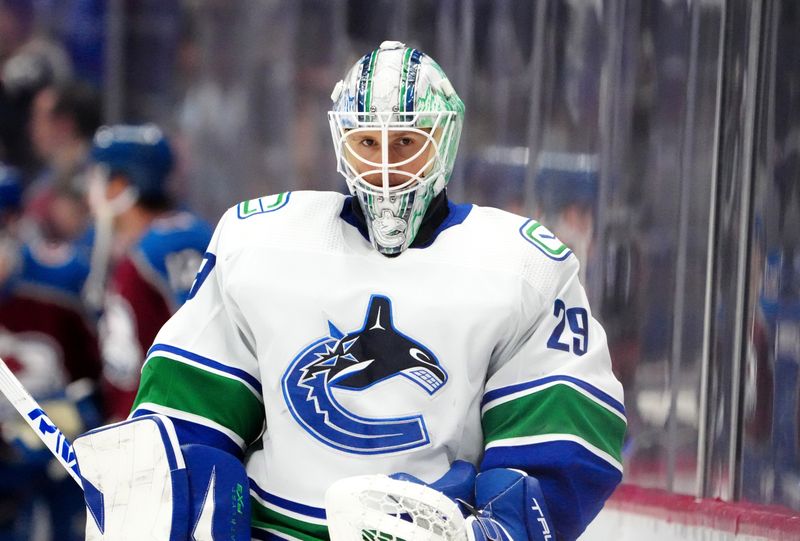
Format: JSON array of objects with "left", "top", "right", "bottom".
[{"left": 547, "top": 299, "right": 589, "bottom": 356}]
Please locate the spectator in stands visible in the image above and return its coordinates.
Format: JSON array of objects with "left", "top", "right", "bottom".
[
  {"left": 26, "top": 80, "right": 101, "bottom": 243},
  {"left": 0, "top": 0, "right": 73, "bottom": 174}
]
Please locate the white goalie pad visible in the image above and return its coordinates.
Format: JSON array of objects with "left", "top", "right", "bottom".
[
  {"left": 325, "top": 475, "right": 468, "bottom": 541},
  {"left": 74, "top": 414, "right": 188, "bottom": 541}
]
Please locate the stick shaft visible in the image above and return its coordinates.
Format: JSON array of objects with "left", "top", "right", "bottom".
[{"left": 0, "top": 357, "right": 82, "bottom": 486}]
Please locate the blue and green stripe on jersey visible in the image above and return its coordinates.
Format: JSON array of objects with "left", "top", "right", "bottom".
[
  {"left": 131, "top": 344, "right": 265, "bottom": 451},
  {"left": 250, "top": 481, "right": 329, "bottom": 541},
  {"left": 481, "top": 375, "right": 626, "bottom": 471},
  {"left": 250, "top": 485, "right": 405, "bottom": 541}
]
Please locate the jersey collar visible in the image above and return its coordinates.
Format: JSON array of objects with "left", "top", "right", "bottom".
[{"left": 339, "top": 190, "right": 472, "bottom": 253}]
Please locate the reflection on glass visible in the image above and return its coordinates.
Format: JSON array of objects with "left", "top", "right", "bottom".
[
  {"left": 742, "top": 0, "right": 800, "bottom": 510},
  {"left": 110, "top": 0, "right": 795, "bottom": 511}
]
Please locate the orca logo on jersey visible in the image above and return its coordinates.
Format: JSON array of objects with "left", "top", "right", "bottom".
[{"left": 281, "top": 295, "right": 447, "bottom": 454}]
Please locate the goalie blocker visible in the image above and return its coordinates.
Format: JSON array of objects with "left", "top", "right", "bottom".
[
  {"left": 389, "top": 462, "right": 554, "bottom": 540},
  {"left": 465, "top": 468, "right": 555, "bottom": 541},
  {"left": 73, "top": 414, "right": 251, "bottom": 541}
]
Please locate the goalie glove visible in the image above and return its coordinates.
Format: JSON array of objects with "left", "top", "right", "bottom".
[
  {"left": 465, "top": 469, "right": 555, "bottom": 541},
  {"left": 390, "top": 459, "right": 477, "bottom": 506},
  {"left": 325, "top": 474, "right": 469, "bottom": 541},
  {"left": 74, "top": 414, "right": 251, "bottom": 541}
]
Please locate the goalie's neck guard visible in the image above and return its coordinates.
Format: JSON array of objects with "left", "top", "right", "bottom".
[{"left": 341, "top": 190, "right": 454, "bottom": 255}]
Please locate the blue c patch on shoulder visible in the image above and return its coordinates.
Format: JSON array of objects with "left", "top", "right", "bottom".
[
  {"left": 236, "top": 192, "right": 290, "bottom": 219},
  {"left": 519, "top": 219, "right": 572, "bottom": 261}
]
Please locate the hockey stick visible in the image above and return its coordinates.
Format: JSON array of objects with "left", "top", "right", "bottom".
[
  {"left": 0, "top": 356, "right": 82, "bottom": 486},
  {"left": 325, "top": 474, "right": 468, "bottom": 541}
]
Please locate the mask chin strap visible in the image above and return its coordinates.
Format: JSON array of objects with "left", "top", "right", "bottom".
[{"left": 82, "top": 174, "right": 139, "bottom": 312}]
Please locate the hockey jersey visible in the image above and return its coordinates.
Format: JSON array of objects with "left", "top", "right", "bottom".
[
  {"left": 130, "top": 191, "right": 626, "bottom": 541},
  {"left": 100, "top": 211, "right": 212, "bottom": 420},
  {"left": 0, "top": 240, "right": 100, "bottom": 405}
]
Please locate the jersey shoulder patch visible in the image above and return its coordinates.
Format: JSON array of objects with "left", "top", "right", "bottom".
[
  {"left": 458, "top": 206, "right": 578, "bottom": 301},
  {"left": 236, "top": 192, "right": 290, "bottom": 219},
  {"left": 225, "top": 191, "right": 348, "bottom": 252},
  {"left": 518, "top": 219, "right": 572, "bottom": 261}
]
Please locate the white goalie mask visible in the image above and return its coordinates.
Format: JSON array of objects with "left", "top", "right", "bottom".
[{"left": 329, "top": 41, "right": 465, "bottom": 255}]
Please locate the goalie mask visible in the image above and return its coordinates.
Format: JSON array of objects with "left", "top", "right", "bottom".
[{"left": 329, "top": 41, "right": 464, "bottom": 255}]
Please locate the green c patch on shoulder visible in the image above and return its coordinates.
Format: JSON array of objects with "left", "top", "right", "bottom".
[
  {"left": 519, "top": 219, "right": 572, "bottom": 261},
  {"left": 237, "top": 192, "right": 290, "bottom": 219}
]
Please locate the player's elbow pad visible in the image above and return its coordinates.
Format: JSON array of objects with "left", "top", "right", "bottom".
[
  {"left": 466, "top": 468, "right": 555, "bottom": 541},
  {"left": 74, "top": 414, "right": 251, "bottom": 541}
]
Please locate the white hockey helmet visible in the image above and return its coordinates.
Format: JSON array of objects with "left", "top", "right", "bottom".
[{"left": 329, "top": 41, "right": 464, "bottom": 255}]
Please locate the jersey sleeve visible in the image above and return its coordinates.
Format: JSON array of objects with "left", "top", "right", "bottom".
[
  {"left": 480, "top": 257, "right": 626, "bottom": 541},
  {"left": 130, "top": 210, "right": 265, "bottom": 459}
]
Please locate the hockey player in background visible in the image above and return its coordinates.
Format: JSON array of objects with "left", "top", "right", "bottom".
[
  {"left": 74, "top": 43, "right": 625, "bottom": 541},
  {"left": 83, "top": 125, "right": 212, "bottom": 421},
  {"left": 0, "top": 163, "right": 101, "bottom": 541}
]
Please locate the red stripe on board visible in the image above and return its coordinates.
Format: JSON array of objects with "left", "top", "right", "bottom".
[{"left": 606, "top": 484, "right": 800, "bottom": 537}]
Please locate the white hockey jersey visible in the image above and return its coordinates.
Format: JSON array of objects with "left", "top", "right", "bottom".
[{"left": 130, "top": 191, "right": 626, "bottom": 540}]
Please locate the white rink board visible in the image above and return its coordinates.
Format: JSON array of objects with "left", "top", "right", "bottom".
[
  {"left": 577, "top": 485, "right": 800, "bottom": 541},
  {"left": 579, "top": 507, "right": 771, "bottom": 541}
]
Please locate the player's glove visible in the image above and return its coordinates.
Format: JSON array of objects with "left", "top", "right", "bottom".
[
  {"left": 465, "top": 468, "right": 555, "bottom": 541},
  {"left": 390, "top": 459, "right": 477, "bottom": 506},
  {"left": 74, "top": 414, "right": 251, "bottom": 541}
]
